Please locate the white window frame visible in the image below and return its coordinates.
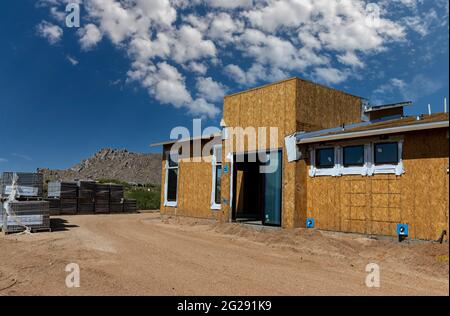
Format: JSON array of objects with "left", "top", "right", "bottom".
[
  {"left": 309, "top": 147, "right": 340, "bottom": 177},
  {"left": 339, "top": 144, "right": 371, "bottom": 176},
  {"left": 164, "top": 151, "right": 179, "bottom": 207},
  {"left": 211, "top": 145, "right": 222, "bottom": 210},
  {"left": 368, "top": 140, "right": 404, "bottom": 176},
  {"left": 309, "top": 139, "right": 405, "bottom": 177}
]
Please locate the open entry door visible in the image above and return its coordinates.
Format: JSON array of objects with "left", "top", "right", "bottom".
[
  {"left": 263, "top": 151, "right": 283, "bottom": 226},
  {"left": 232, "top": 150, "right": 283, "bottom": 227}
]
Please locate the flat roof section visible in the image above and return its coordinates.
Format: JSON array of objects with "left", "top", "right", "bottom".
[{"left": 297, "top": 113, "right": 449, "bottom": 144}]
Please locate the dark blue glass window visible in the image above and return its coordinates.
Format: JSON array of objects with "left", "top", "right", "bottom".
[
  {"left": 374, "top": 142, "right": 399, "bottom": 165},
  {"left": 343, "top": 145, "right": 365, "bottom": 167},
  {"left": 316, "top": 148, "right": 335, "bottom": 168},
  {"left": 214, "top": 166, "right": 222, "bottom": 205}
]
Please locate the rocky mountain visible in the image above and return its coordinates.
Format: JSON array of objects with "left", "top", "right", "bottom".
[{"left": 38, "top": 148, "right": 162, "bottom": 185}]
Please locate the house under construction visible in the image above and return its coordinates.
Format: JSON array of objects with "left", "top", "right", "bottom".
[{"left": 152, "top": 78, "right": 449, "bottom": 241}]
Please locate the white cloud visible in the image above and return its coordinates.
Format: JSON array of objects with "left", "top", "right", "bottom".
[
  {"left": 36, "top": 21, "right": 63, "bottom": 44},
  {"left": 374, "top": 78, "right": 406, "bottom": 95},
  {"left": 314, "top": 67, "right": 349, "bottom": 85},
  {"left": 403, "top": 9, "right": 439, "bottom": 36},
  {"left": 66, "top": 55, "right": 79, "bottom": 66},
  {"left": 238, "top": 29, "right": 306, "bottom": 70},
  {"left": 171, "top": 25, "right": 217, "bottom": 63},
  {"left": 372, "top": 75, "right": 443, "bottom": 104},
  {"left": 209, "top": 0, "right": 253, "bottom": 9},
  {"left": 225, "top": 63, "right": 288, "bottom": 86},
  {"left": 224, "top": 64, "right": 247, "bottom": 85},
  {"left": 196, "top": 77, "right": 227, "bottom": 102},
  {"left": 186, "top": 62, "right": 208, "bottom": 75},
  {"left": 244, "top": 0, "right": 313, "bottom": 33},
  {"left": 189, "top": 98, "right": 221, "bottom": 118},
  {"left": 78, "top": 23, "right": 103, "bottom": 50},
  {"left": 337, "top": 52, "right": 364, "bottom": 68},
  {"left": 35, "top": 0, "right": 428, "bottom": 118},
  {"left": 0, "top": 158, "right": 8, "bottom": 163},
  {"left": 208, "top": 12, "right": 244, "bottom": 44},
  {"left": 150, "top": 62, "right": 193, "bottom": 107},
  {"left": 128, "top": 61, "right": 220, "bottom": 118}
]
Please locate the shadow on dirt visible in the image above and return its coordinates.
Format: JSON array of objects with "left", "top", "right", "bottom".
[{"left": 50, "top": 218, "right": 79, "bottom": 232}]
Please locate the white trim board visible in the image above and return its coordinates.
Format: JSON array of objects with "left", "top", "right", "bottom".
[{"left": 309, "top": 140, "right": 405, "bottom": 177}]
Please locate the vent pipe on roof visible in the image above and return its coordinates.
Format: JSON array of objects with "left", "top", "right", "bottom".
[
  {"left": 428, "top": 104, "right": 432, "bottom": 115},
  {"left": 444, "top": 97, "right": 448, "bottom": 113}
]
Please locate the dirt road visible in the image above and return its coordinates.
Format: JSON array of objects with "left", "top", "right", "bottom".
[{"left": 0, "top": 213, "right": 448, "bottom": 296}]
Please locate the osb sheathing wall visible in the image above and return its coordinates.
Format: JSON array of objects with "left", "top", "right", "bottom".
[
  {"left": 296, "top": 79, "right": 362, "bottom": 131},
  {"left": 306, "top": 129, "right": 449, "bottom": 241},
  {"left": 160, "top": 140, "right": 227, "bottom": 221},
  {"left": 222, "top": 79, "right": 298, "bottom": 228},
  {"left": 222, "top": 78, "right": 362, "bottom": 228}
]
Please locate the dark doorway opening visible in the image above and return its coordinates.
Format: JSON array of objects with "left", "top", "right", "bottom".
[{"left": 232, "top": 150, "right": 283, "bottom": 227}]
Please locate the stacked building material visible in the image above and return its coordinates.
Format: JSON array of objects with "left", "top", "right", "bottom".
[
  {"left": 109, "top": 184, "right": 124, "bottom": 213},
  {"left": 60, "top": 198, "right": 77, "bottom": 215},
  {"left": 94, "top": 184, "right": 110, "bottom": 213},
  {"left": 77, "top": 181, "right": 95, "bottom": 214},
  {"left": 123, "top": 199, "right": 137, "bottom": 213},
  {"left": 0, "top": 172, "right": 44, "bottom": 199},
  {"left": 45, "top": 198, "right": 61, "bottom": 216},
  {"left": 47, "top": 182, "right": 78, "bottom": 215},
  {"left": 47, "top": 182, "right": 78, "bottom": 199},
  {"left": 1, "top": 201, "right": 50, "bottom": 234}
]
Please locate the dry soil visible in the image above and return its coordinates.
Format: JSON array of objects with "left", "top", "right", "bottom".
[{"left": 0, "top": 212, "right": 448, "bottom": 296}]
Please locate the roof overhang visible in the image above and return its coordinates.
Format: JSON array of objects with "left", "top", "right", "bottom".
[
  {"left": 364, "top": 101, "right": 412, "bottom": 113},
  {"left": 150, "top": 133, "right": 222, "bottom": 148},
  {"left": 298, "top": 120, "right": 449, "bottom": 145}
]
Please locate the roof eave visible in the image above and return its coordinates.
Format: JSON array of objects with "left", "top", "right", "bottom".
[
  {"left": 364, "top": 101, "right": 412, "bottom": 113},
  {"left": 150, "top": 133, "right": 222, "bottom": 148},
  {"left": 298, "top": 120, "right": 449, "bottom": 145}
]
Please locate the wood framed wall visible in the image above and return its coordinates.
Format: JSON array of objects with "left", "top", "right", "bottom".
[
  {"left": 221, "top": 78, "right": 362, "bottom": 228},
  {"left": 160, "top": 139, "right": 225, "bottom": 221},
  {"left": 305, "top": 129, "right": 449, "bottom": 241}
]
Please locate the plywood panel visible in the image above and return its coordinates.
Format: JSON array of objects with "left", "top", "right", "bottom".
[
  {"left": 297, "top": 79, "right": 362, "bottom": 132},
  {"left": 160, "top": 139, "right": 220, "bottom": 219},
  {"left": 306, "top": 128, "right": 449, "bottom": 240}
]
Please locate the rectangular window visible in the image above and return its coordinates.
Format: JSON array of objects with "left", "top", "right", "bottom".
[
  {"left": 316, "top": 148, "right": 335, "bottom": 169},
  {"left": 211, "top": 145, "right": 222, "bottom": 209},
  {"left": 374, "top": 142, "right": 399, "bottom": 165},
  {"left": 343, "top": 145, "right": 365, "bottom": 167},
  {"left": 214, "top": 166, "right": 222, "bottom": 205},
  {"left": 165, "top": 151, "right": 179, "bottom": 206}
]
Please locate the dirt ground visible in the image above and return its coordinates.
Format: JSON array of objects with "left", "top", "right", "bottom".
[{"left": 0, "top": 212, "right": 448, "bottom": 296}]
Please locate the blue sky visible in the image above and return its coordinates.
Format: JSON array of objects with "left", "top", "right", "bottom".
[{"left": 0, "top": 0, "right": 448, "bottom": 173}]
